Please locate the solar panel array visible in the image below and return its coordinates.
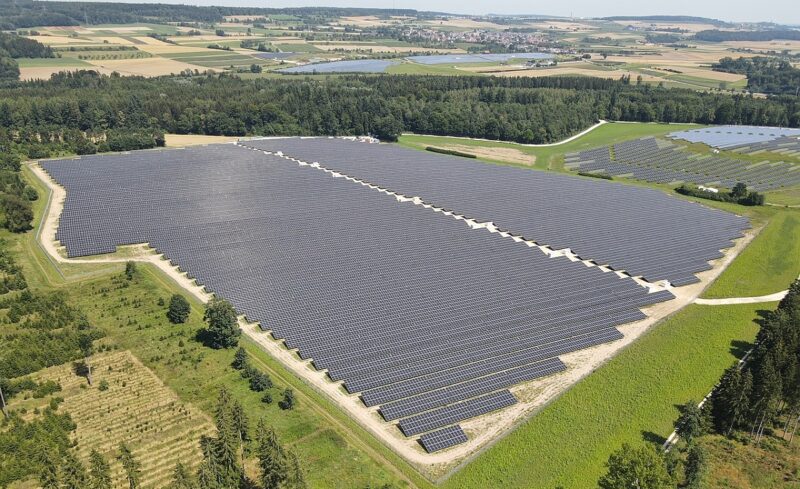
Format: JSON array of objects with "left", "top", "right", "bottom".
[
  {"left": 668, "top": 125, "right": 800, "bottom": 149},
  {"left": 419, "top": 425, "right": 468, "bottom": 453},
  {"left": 728, "top": 135, "right": 800, "bottom": 157},
  {"left": 278, "top": 59, "right": 398, "bottom": 74},
  {"left": 243, "top": 138, "right": 749, "bottom": 286},
  {"left": 565, "top": 137, "right": 800, "bottom": 191},
  {"left": 406, "top": 53, "right": 554, "bottom": 65},
  {"left": 44, "top": 142, "right": 679, "bottom": 452}
]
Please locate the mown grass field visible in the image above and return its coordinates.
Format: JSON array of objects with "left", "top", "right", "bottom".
[
  {"left": 399, "top": 122, "right": 701, "bottom": 171},
  {"left": 702, "top": 209, "right": 800, "bottom": 299},
  {"left": 442, "top": 304, "right": 764, "bottom": 488}
]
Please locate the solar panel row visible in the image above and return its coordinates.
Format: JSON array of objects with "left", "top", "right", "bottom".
[
  {"left": 398, "top": 390, "right": 517, "bottom": 437},
  {"left": 418, "top": 425, "right": 469, "bottom": 453}
]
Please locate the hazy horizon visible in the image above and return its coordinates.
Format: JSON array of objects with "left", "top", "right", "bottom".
[{"left": 60, "top": 0, "right": 800, "bottom": 25}]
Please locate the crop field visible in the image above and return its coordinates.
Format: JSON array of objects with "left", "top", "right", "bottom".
[{"left": 11, "top": 350, "right": 214, "bottom": 488}]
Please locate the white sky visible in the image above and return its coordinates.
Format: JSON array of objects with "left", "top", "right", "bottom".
[{"left": 117, "top": 0, "right": 799, "bottom": 25}]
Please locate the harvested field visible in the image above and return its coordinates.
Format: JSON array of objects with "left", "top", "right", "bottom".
[
  {"left": 19, "top": 65, "right": 115, "bottom": 80},
  {"left": 494, "top": 67, "right": 665, "bottom": 82},
  {"left": 165, "top": 134, "right": 240, "bottom": 147},
  {"left": 92, "top": 36, "right": 137, "bottom": 45},
  {"left": 433, "top": 144, "right": 535, "bottom": 165},
  {"left": 131, "top": 36, "right": 171, "bottom": 45},
  {"left": 85, "top": 26, "right": 152, "bottom": 33},
  {"left": 137, "top": 43, "right": 218, "bottom": 54},
  {"left": 25, "top": 35, "right": 93, "bottom": 45},
  {"left": 29, "top": 350, "right": 214, "bottom": 489},
  {"left": 86, "top": 58, "right": 214, "bottom": 76},
  {"left": 655, "top": 66, "right": 747, "bottom": 82}
]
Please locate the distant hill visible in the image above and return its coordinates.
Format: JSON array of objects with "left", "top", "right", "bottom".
[
  {"left": 0, "top": 0, "right": 431, "bottom": 29},
  {"left": 695, "top": 29, "right": 800, "bottom": 42},
  {"left": 602, "top": 15, "right": 730, "bottom": 27}
]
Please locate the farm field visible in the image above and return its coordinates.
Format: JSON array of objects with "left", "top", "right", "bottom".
[{"left": 9, "top": 351, "right": 214, "bottom": 488}]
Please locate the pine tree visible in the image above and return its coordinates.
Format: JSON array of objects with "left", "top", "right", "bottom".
[
  {"left": 169, "top": 462, "right": 197, "bottom": 489},
  {"left": 212, "top": 388, "right": 242, "bottom": 487},
  {"left": 285, "top": 450, "right": 307, "bottom": 489},
  {"left": 124, "top": 261, "right": 137, "bottom": 280},
  {"left": 684, "top": 444, "right": 707, "bottom": 488},
  {"left": 256, "top": 420, "right": 287, "bottom": 489},
  {"left": 197, "top": 435, "right": 222, "bottom": 489},
  {"left": 279, "top": 388, "right": 295, "bottom": 410},
  {"left": 117, "top": 443, "right": 142, "bottom": 489},
  {"left": 232, "top": 347, "right": 248, "bottom": 370},
  {"left": 675, "top": 400, "right": 708, "bottom": 444},
  {"left": 60, "top": 451, "right": 89, "bottom": 489},
  {"left": 39, "top": 453, "right": 60, "bottom": 489},
  {"left": 88, "top": 449, "right": 112, "bottom": 489}
]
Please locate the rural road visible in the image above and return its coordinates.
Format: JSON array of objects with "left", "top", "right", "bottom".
[
  {"left": 695, "top": 290, "right": 788, "bottom": 305},
  {"left": 404, "top": 119, "right": 608, "bottom": 147}
]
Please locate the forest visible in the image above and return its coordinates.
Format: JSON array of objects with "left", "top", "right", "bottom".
[
  {"left": 695, "top": 29, "right": 800, "bottom": 42},
  {"left": 713, "top": 57, "right": 800, "bottom": 96},
  {"left": 0, "top": 0, "right": 424, "bottom": 29},
  {"left": 1, "top": 71, "right": 799, "bottom": 160}
]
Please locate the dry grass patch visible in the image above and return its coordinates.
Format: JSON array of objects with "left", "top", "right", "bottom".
[
  {"left": 87, "top": 58, "right": 215, "bottom": 76},
  {"left": 165, "top": 134, "right": 240, "bottom": 147},
  {"left": 31, "top": 350, "right": 214, "bottom": 489},
  {"left": 25, "top": 35, "right": 92, "bottom": 45},
  {"left": 436, "top": 144, "right": 535, "bottom": 165}
]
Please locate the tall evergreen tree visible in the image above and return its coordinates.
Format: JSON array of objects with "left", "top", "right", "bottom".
[
  {"left": 197, "top": 435, "right": 222, "bottom": 489},
  {"left": 38, "top": 452, "right": 60, "bottom": 489},
  {"left": 88, "top": 449, "right": 112, "bottom": 489},
  {"left": 285, "top": 450, "right": 307, "bottom": 489},
  {"left": 256, "top": 420, "right": 287, "bottom": 489},
  {"left": 117, "top": 443, "right": 142, "bottom": 489},
  {"left": 169, "top": 462, "right": 197, "bottom": 489},
  {"left": 60, "top": 451, "right": 88, "bottom": 489},
  {"left": 78, "top": 332, "right": 94, "bottom": 386}
]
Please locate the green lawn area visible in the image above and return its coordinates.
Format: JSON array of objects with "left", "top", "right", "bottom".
[
  {"left": 398, "top": 122, "right": 701, "bottom": 170},
  {"left": 385, "top": 62, "right": 474, "bottom": 75},
  {"left": 17, "top": 57, "right": 91, "bottom": 67},
  {"left": 702, "top": 209, "right": 800, "bottom": 299},
  {"left": 443, "top": 303, "right": 764, "bottom": 489}
]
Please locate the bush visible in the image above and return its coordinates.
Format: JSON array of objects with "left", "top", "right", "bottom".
[
  {"left": 249, "top": 369, "right": 272, "bottom": 392},
  {"left": 425, "top": 146, "right": 477, "bottom": 158},
  {"left": 124, "top": 261, "right": 137, "bottom": 280},
  {"left": 279, "top": 388, "right": 295, "bottom": 410},
  {"left": 261, "top": 392, "right": 273, "bottom": 404},
  {"left": 98, "top": 379, "right": 109, "bottom": 391},
  {"left": 578, "top": 171, "right": 613, "bottom": 180}
]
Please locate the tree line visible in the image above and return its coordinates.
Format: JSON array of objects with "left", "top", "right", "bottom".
[
  {"left": 1, "top": 71, "right": 799, "bottom": 162},
  {"left": 696, "top": 29, "right": 800, "bottom": 42},
  {"left": 713, "top": 56, "right": 800, "bottom": 96},
  {"left": 0, "top": 0, "right": 422, "bottom": 30}
]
